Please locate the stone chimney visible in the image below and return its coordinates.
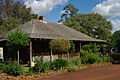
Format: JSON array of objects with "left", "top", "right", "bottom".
[{"left": 39, "top": 16, "right": 46, "bottom": 21}]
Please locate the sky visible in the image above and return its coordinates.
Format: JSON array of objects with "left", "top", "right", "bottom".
[{"left": 22, "top": 0, "right": 120, "bottom": 33}]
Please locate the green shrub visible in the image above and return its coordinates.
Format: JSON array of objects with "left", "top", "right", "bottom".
[
  {"left": 30, "top": 59, "right": 51, "bottom": 73},
  {"left": 67, "top": 66, "right": 77, "bottom": 72},
  {"left": 80, "top": 50, "right": 89, "bottom": 57},
  {"left": 81, "top": 53, "right": 101, "bottom": 64},
  {"left": 50, "top": 59, "right": 69, "bottom": 70},
  {"left": 103, "top": 56, "right": 113, "bottom": 62},
  {"left": 69, "top": 58, "right": 81, "bottom": 67},
  {"left": 0, "top": 62, "right": 6, "bottom": 72},
  {"left": 5, "top": 61, "right": 24, "bottom": 76},
  {"left": 82, "top": 44, "right": 100, "bottom": 54}
]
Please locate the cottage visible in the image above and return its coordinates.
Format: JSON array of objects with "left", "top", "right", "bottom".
[{"left": 0, "top": 18, "right": 106, "bottom": 66}]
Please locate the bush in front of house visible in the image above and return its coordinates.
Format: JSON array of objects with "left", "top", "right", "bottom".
[
  {"left": 68, "top": 57, "right": 81, "bottom": 67},
  {"left": 0, "top": 62, "right": 7, "bottom": 72},
  {"left": 80, "top": 49, "right": 103, "bottom": 64},
  {"left": 82, "top": 44, "right": 100, "bottom": 54},
  {"left": 5, "top": 61, "right": 24, "bottom": 76},
  {"left": 103, "top": 56, "right": 113, "bottom": 62},
  {"left": 29, "top": 59, "right": 51, "bottom": 73},
  {"left": 50, "top": 59, "right": 69, "bottom": 70},
  {"left": 67, "top": 66, "right": 77, "bottom": 72}
]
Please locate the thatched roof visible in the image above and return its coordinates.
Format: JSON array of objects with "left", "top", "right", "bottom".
[{"left": 0, "top": 19, "right": 106, "bottom": 42}]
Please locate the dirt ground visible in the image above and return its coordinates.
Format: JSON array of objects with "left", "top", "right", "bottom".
[{"left": 40, "top": 64, "right": 120, "bottom": 80}]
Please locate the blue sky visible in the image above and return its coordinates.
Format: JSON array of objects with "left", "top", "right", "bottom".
[
  {"left": 18, "top": 0, "right": 120, "bottom": 32},
  {"left": 44, "top": 0, "right": 105, "bottom": 23}
]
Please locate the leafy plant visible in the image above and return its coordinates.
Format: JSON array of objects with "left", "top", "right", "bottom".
[
  {"left": 50, "top": 59, "right": 69, "bottom": 70},
  {"left": 67, "top": 66, "right": 77, "bottom": 72},
  {"left": 81, "top": 53, "right": 102, "bottom": 64},
  {"left": 0, "top": 63, "right": 7, "bottom": 72},
  {"left": 103, "top": 56, "right": 113, "bottom": 62},
  {"left": 69, "top": 58, "right": 81, "bottom": 67},
  {"left": 5, "top": 61, "right": 24, "bottom": 76},
  {"left": 30, "top": 59, "right": 51, "bottom": 73}
]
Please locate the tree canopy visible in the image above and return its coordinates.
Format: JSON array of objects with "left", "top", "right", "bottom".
[
  {"left": 0, "top": 0, "right": 37, "bottom": 23},
  {"left": 50, "top": 39, "right": 71, "bottom": 53},
  {"left": 110, "top": 30, "right": 120, "bottom": 52},
  {"left": 63, "top": 13, "right": 112, "bottom": 40},
  {"left": 59, "top": 4, "right": 79, "bottom": 22},
  {"left": 0, "top": 0, "right": 38, "bottom": 34},
  {"left": 6, "top": 30, "right": 30, "bottom": 50}
]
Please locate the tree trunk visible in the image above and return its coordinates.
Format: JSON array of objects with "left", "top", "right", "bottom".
[{"left": 17, "top": 50, "right": 19, "bottom": 64}]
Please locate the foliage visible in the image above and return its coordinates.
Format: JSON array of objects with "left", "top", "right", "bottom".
[
  {"left": 0, "top": 17, "right": 22, "bottom": 34},
  {"left": 0, "top": 0, "right": 37, "bottom": 23},
  {"left": 50, "top": 39, "right": 71, "bottom": 53},
  {"left": 82, "top": 44, "right": 100, "bottom": 54},
  {"left": 6, "top": 30, "right": 30, "bottom": 50},
  {"left": 5, "top": 61, "right": 24, "bottom": 76},
  {"left": 0, "top": 62, "right": 7, "bottom": 72},
  {"left": 110, "top": 30, "right": 120, "bottom": 53},
  {"left": 63, "top": 13, "right": 112, "bottom": 40},
  {"left": 103, "top": 56, "right": 113, "bottom": 62},
  {"left": 69, "top": 41, "right": 75, "bottom": 53},
  {"left": 50, "top": 59, "right": 69, "bottom": 70},
  {"left": 0, "top": 0, "right": 38, "bottom": 34},
  {"left": 67, "top": 66, "right": 77, "bottom": 72},
  {"left": 68, "top": 58, "right": 81, "bottom": 67},
  {"left": 30, "top": 59, "right": 51, "bottom": 73},
  {"left": 59, "top": 4, "right": 79, "bottom": 22},
  {"left": 81, "top": 53, "right": 102, "bottom": 64}
]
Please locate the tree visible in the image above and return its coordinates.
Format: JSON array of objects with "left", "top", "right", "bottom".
[
  {"left": 63, "top": 13, "right": 112, "bottom": 40},
  {"left": 59, "top": 4, "right": 79, "bottom": 22},
  {"left": 110, "top": 30, "right": 120, "bottom": 53},
  {"left": 0, "top": 0, "right": 38, "bottom": 23},
  {"left": 0, "top": 17, "right": 22, "bottom": 34},
  {"left": 50, "top": 39, "right": 71, "bottom": 53},
  {"left": 6, "top": 30, "right": 30, "bottom": 63}
]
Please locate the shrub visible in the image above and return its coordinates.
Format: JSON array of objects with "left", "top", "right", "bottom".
[
  {"left": 30, "top": 59, "right": 51, "bottom": 73},
  {"left": 82, "top": 44, "right": 100, "bottom": 54},
  {"left": 50, "top": 39, "right": 71, "bottom": 53},
  {"left": 103, "top": 56, "right": 113, "bottom": 62},
  {"left": 67, "top": 66, "right": 77, "bottom": 72},
  {"left": 80, "top": 50, "right": 90, "bottom": 57},
  {"left": 5, "top": 61, "right": 24, "bottom": 76},
  {"left": 0, "top": 62, "right": 6, "bottom": 72},
  {"left": 50, "top": 59, "right": 69, "bottom": 70},
  {"left": 81, "top": 53, "right": 101, "bottom": 64},
  {"left": 69, "top": 58, "right": 81, "bottom": 67}
]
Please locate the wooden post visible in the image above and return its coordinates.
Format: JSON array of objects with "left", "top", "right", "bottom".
[
  {"left": 67, "top": 52, "right": 69, "bottom": 60},
  {"left": 30, "top": 41, "right": 32, "bottom": 67},
  {"left": 17, "top": 50, "right": 19, "bottom": 64},
  {"left": 50, "top": 49, "right": 53, "bottom": 61}
]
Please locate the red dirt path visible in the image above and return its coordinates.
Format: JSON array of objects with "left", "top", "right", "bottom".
[{"left": 40, "top": 64, "right": 120, "bottom": 80}]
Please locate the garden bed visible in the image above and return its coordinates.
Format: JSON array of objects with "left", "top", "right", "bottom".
[{"left": 0, "top": 62, "right": 112, "bottom": 80}]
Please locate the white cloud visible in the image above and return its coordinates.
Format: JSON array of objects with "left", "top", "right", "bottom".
[
  {"left": 92, "top": 0, "right": 120, "bottom": 19},
  {"left": 92, "top": 0, "right": 120, "bottom": 32},
  {"left": 24, "top": 0, "right": 68, "bottom": 16},
  {"left": 111, "top": 19, "right": 120, "bottom": 33}
]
